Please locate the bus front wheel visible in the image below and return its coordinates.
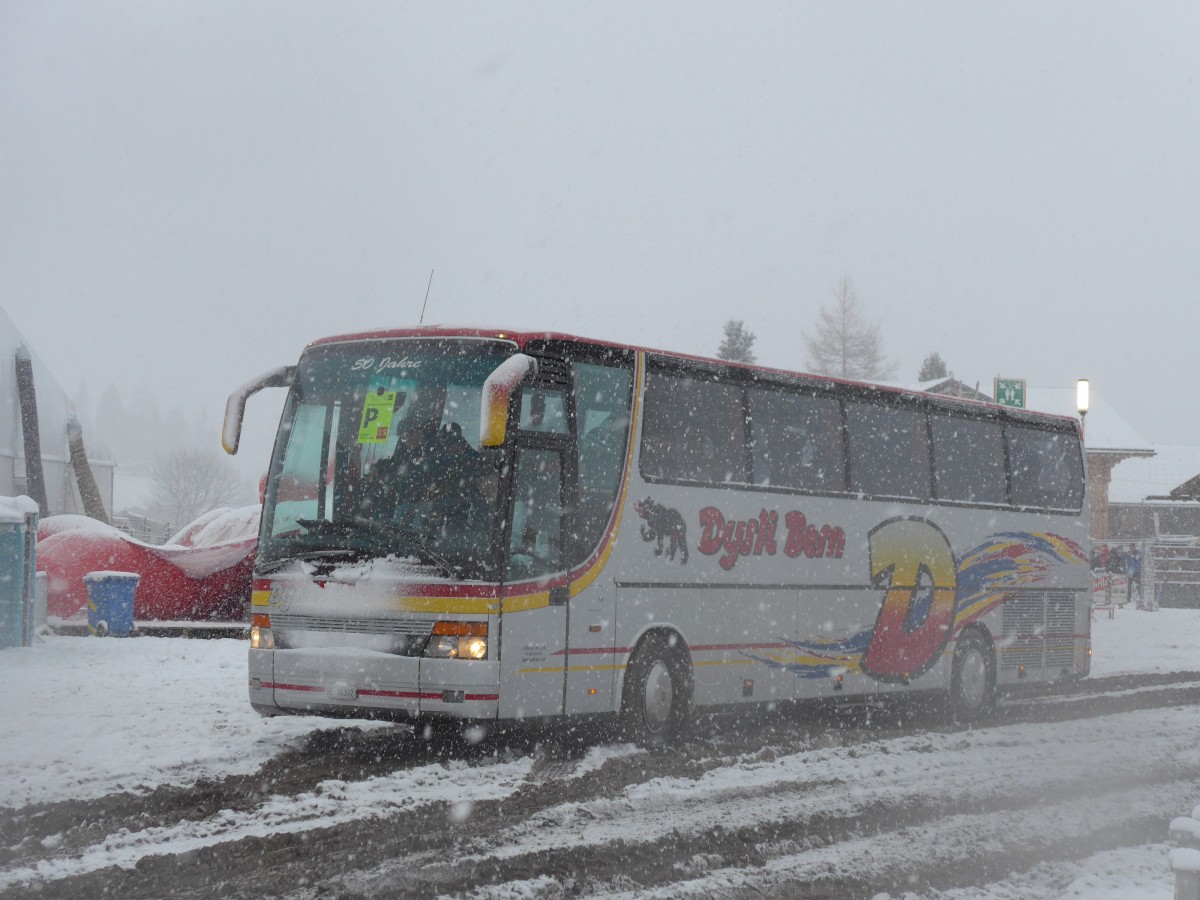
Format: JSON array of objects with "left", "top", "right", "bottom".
[
  {"left": 621, "top": 633, "right": 692, "bottom": 745},
  {"left": 949, "top": 630, "right": 996, "bottom": 723}
]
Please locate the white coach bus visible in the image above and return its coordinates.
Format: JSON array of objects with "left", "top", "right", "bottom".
[{"left": 224, "top": 327, "right": 1090, "bottom": 740}]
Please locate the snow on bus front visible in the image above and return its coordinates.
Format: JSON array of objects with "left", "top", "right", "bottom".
[
  {"left": 248, "top": 337, "right": 513, "bottom": 720},
  {"left": 249, "top": 556, "right": 499, "bottom": 721}
]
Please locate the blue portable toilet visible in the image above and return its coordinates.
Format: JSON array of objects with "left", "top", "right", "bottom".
[
  {"left": 83, "top": 571, "right": 140, "bottom": 637},
  {"left": 0, "top": 496, "right": 38, "bottom": 650}
]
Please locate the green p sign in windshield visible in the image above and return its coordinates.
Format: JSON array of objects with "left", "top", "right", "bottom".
[{"left": 358, "top": 390, "right": 397, "bottom": 443}]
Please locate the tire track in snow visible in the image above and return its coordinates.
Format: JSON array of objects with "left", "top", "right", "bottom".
[
  {"left": 0, "top": 756, "right": 536, "bottom": 893},
  {"left": 356, "top": 706, "right": 1200, "bottom": 898},
  {"left": 583, "top": 782, "right": 1194, "bottom": 899},
  {"left": 6, "top": 677, "right": 1199, "bottom": 898}
]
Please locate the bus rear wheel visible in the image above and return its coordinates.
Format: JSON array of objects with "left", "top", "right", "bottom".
[
  {"left": 622, "top": 633, "right": 692, "bottom": 745},
  {"left": 949, "top": 630, "right": 996, "bottom": 723}
]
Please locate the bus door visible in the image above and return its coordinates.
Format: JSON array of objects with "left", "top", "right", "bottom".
[
  {"left": 498, "top": 385, "right": 572, "bottom": 720},
  {"left": 562, "top": 358, "right": 636, "bottom": 715}
]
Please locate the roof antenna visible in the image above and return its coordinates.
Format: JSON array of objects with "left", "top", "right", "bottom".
[{"left": 419, "top": 269, "right": 434, "bottom": 324}]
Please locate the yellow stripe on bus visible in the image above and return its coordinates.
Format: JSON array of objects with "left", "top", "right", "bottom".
[
  {"left": 567, "top": 664, "right": 625, "bottom": 672},
  {"left": 501, "top": 592, "right": 551, "bottom": 614},
  {"left": 693, "top": 659, "right": 757, "bottom": 666},
  {"left": 397, "top": 596, "right": 499, "bottom": 615}
]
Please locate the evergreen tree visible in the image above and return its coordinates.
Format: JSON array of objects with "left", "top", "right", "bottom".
[
  {"left": 918, "top": 352, "right": 950, "bottom": 382},
  {"left": 717, "top": 320, "right": 757, "bottom": 363}
]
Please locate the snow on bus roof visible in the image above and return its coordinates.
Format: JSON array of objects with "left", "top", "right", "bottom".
[{"left": 303, "top": 325, "right": 1077, "bottom": 426}]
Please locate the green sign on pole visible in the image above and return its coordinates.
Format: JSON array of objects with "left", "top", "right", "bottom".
[{"left": 994, "top": 377, "right": 1026, "bottom": 409}]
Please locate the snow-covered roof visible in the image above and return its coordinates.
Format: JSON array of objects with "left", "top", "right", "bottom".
[
  {"left": 1022, "top": 385, "right": 1154, "bottom": 456},
  {"left": 912, "top": 378, "right": 1173, "bottom": 503},
  {"left": 0, "top": 306, "right": 74, "bottom": 459},
  {"left": 915, "top": 377, "right": 992, "bottom": 402},
  {"left": 1109, "top": 444, "right": 1200, "bottom": 504},
  {"left": 1, "top": 305, "right": 116, "bottom": 517},
  {"left": 906, "top": 378, "right": 1153, "bottom": 456}
]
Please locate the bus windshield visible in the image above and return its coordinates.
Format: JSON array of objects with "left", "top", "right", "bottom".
[{"left": 258, "top": 337, "right": 516, "bottom": 579}]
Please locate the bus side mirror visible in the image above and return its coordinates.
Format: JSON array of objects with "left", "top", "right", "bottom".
[
  {"left": 480, "top": 354, "right": 538, "bottom": 447},
  {"left": 222, "top": 365, "right": 297, "bottom": 455}
]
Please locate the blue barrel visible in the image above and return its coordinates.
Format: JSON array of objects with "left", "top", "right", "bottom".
[{"left": 83, "top": 572, "right": 140, "bottom": 637}]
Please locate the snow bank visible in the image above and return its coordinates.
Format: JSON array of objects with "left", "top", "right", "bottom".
[
  {"left": 1088, "top": 607, "right": 1200, "bottom": 677},
  {"left": 0, "top": 636, "right": 382, "bottom": 809}
]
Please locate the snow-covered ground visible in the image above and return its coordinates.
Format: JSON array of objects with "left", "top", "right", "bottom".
[{"left": 1, "top": 607, "right": 1197, "bottom": 898}]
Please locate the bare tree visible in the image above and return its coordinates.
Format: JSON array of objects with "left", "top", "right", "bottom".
[
  {"left": 717, "top": 319, "right": 757, "bottom": 363},
  {"left": 149, "top": 448, "right": 248, "bottom": 527},
  {"left": 803, "top": 276, "right": 896, "bottom": 380},
  {"left": 918, "top": 351, "right": 950, "bottom": 381}
]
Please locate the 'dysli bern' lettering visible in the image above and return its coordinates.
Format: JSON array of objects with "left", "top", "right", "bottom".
[{"left": 697, "top": 507, "right": 845, "bottom": 571}]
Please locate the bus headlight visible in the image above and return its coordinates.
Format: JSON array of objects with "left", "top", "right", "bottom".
[
  {"left": 250, "top": 612, "right": 274, "bottom": 650},
  {"left": 461, "top": 636, "right": 488, "bottom": 660},
  {"left": 425, "top": 622, "right": 488, "bottom": 660}
]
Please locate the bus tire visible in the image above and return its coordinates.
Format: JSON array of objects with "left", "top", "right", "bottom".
[
  {"left": 949, "top": 629, "right": 996, "bottom": 724},
  {"left": 621, "top": 632, "right": 692, "bottom": 745}
]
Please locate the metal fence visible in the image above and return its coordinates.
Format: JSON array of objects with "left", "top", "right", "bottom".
[{"left": 1149, "top": 536, "right": 1200, "bottom": 609}]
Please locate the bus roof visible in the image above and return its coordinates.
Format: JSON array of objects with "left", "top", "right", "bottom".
[{"left": 305, "top": 325, "right": 1081, "bottom": 432}]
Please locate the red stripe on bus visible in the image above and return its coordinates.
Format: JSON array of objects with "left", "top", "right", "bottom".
[
  {"left": 553, "top": 642, "right": 790, "bottom": 657},
  {"left": 390, "top": 583, "right": 501, "bottom": 599},
  {"left": 264, "top": 684, "right": 501, "bottom": 702},
  {"left": 552, "top": 642, "right": 790, "bottom": 657},
  {"left": 264, "top": 682, "right": 324, "bottom": 692},
  {"left": 353, "top": 689, "right": 502, "bottom": 702}
]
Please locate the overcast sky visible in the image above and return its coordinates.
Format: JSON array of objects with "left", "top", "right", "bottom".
[{"left": 3, "top": 2, "right": 1198, "bottom": 479}]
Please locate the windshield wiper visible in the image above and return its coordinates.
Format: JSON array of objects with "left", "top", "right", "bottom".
[
  {"left": 291, "top": 517, "right": 458, "bottom": 577},
  {"left": 255, "top": 547, "right": 363, "bottom": 574}
]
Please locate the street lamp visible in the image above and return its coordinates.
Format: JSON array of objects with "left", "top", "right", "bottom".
[{"left": 1076, "top": 378, "right": 1090, "bottom": 434}]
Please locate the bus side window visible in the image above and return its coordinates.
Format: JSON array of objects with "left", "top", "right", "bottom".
[
  {"left": 573, "top": 361, "right": 634, "bottom": 560},
  {"left": 641, "top": 369, "right": 744, "bottom": 484},
  {"left": 518, "top": 388, "right": 568, "bottom": 433},
  {"left": 508, "top": 449, "right": 563, "bottom": 579},
  {"left": 931, "top": 416, "right": 1006, "bottom": 504},
  {"left": 845, "top": 402, "right": 931, "bottom": 501},
  {"left": 1006, "top": 425, "right": 1084, "bottom": 510},
  {"left": 748, "top": 388, "right": 844, "bottom": 492}
]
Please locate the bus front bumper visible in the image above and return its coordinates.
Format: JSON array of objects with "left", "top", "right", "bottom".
[{"left": 249, "top": 649, "right": 501, "bottom": 720}]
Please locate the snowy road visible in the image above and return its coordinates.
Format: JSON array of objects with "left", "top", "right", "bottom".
[{"left": 3, "top": 666, "right": 1199, "bottom": 898}]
